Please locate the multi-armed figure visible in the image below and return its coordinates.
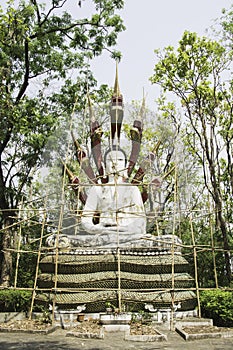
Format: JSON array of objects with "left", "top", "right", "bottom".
[{"left": 60, "top": 65, "right": 161, "bottom": 248}]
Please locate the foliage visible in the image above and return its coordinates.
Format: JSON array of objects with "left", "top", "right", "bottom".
[
  {"left": 0, "top": 0, "right": 125, "bottom": 213},
  {"left": 219, "top": 5, "right": 233, "bottom": 49},
  {"left": 12, "top": 251, "right": 37, "bottom": 288},
  {"left": 0, "top": 0, "right": 125, "bottom": 285},
  {"left": 0, "top": 289, "right": 32, "bottom": 312},
  {"left": 150, "top": 29, "right": 233, "bottom": 284},
  {"left": 36, "top": 309, "right": 52, "bottom": 324},
  {"left": 200, "top": 290, "right": 233, "bottom": 327},
  {"left": 131, "top": 310, "right": 152, "bottom": 325}
]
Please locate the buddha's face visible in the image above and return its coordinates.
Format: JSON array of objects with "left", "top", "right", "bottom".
[{"left": 105, "top": 150, "right": 126, "bottom": 175}]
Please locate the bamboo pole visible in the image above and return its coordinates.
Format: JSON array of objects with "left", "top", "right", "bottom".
[
  {"left": 2, "top": 285, "right": 233, "bottom": 292},
  {"left": 170, "top": 164, "right": 178, "bottom": 331},
  {"left": 51, "top": 91, "right": 80, "bottom": 323},
  {"left": 208, "top": 195, "right": 218, "bottom": 288},
  {"left": 117, "top": 247, "right": 122, "bottom": 312},
  {"left": 29, "top": 197, "right": 47, "bottom": 320},
  {"left": 189, "top": 213, "right": 201, "bottom": 317},
  {"left": 14, "top": 201, "right": 24, "bottom": 288},
  {"left": 114, "top": 174, "right": 122, "bottom": 312}
]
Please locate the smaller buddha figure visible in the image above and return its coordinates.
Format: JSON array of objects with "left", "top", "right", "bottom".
[{"left": 76, "top": 147, "right": 152, "bottom": 248}]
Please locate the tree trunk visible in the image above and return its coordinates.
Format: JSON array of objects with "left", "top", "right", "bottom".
[
  {"left": 209, "top": 163, "right": 232, "bottom": 284},
  {"left": 201, "top": 121, "right": 232, "bottom": 285},
  {"left": 216, "top": 201, "right": 232, "bottom": 285},
  {"left": 0, "top": 217, "right": 13, "bottom": 287}
]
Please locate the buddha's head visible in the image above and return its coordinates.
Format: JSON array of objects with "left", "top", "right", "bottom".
[{"left": 104, "top": 146, "right": 127, "bottom": 178}]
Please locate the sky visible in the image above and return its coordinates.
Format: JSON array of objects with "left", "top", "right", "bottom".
[
  {"left": 6, "top": 0, "right": 232, "bottom": 108},
  {"left": 79, "top": 0, "right": 232, "bottom": 109}
]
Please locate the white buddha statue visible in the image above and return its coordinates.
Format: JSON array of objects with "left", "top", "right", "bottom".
[
  {"left": 46, "top": 147, "right": 152, "bottom": 248},
  {"left": 78, "top": 147, "right": 152, "bottom": 248}
]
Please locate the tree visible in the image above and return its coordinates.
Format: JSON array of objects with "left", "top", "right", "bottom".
[
  {"left": 0, "top": 0, "right": 125, "bottom": 286},
  {"left": 219, "top": 5, "right": 233, "bottom": 50},
  {"left": 150, "top": 30, "right": 232, "bottom": 284}
]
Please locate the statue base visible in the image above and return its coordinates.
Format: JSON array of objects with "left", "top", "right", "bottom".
[{"left": 35, "top": 245, "right": 197, "bottom": 313}]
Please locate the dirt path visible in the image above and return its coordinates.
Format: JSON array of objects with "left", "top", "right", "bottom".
[{"left": 0, "top": 327, "right": 233, "bottom": 350}]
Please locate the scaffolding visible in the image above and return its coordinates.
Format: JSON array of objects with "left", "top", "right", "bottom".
[
  {"left": 0, "top": 80, "right": 232, "bottom": 330},
  {"left": 0, "top": 176, "right": 232, "bottom": 327}
]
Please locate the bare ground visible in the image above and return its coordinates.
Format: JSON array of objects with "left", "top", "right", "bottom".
[{"left": 1, "top": 318, "right": 232, "bottom": 336}]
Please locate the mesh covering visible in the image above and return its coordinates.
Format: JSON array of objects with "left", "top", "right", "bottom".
[
  {"left": 40, "top": 252, "right": 190, "bottom": 275},
  {"left": 36, "top": 290, "right": 197, "bottom": 312},
  {"left": 38, "top": 272, "right": 194, "bottom": 289},
  {"left": 36, "top": 249, "right": 196, "bottom": 312}
]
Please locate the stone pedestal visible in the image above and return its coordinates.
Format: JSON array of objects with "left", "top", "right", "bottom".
[{"left": 35, "top": 247, "right": 197, "bottom": 313}]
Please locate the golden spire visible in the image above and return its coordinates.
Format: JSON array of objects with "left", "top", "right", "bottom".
[{"left": 113, "top": 61, "right": 121, "bottom": 97}]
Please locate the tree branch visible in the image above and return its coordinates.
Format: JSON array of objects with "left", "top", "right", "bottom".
[{"left": 16, "top": 39, "right": 29, "bottom": 103}]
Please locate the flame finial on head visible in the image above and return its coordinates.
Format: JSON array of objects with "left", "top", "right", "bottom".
[
  {"left": 113, "top": 61, "right": 121, "bottom": 98},
  {"left": 110, "top": 61, "right": 124, "bottom": 145}
]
